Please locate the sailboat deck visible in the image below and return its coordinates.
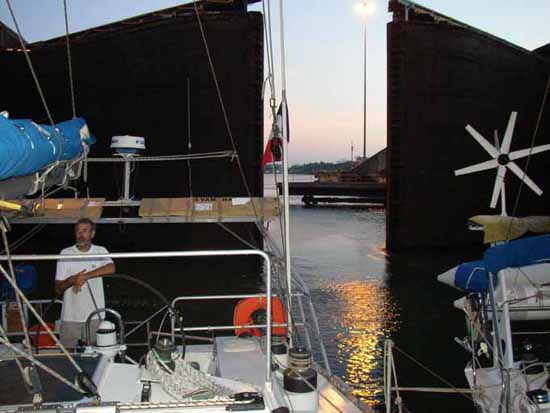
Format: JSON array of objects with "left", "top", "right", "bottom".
[{"left": 0, "top": 353, "right": 100, "bottom": 406}]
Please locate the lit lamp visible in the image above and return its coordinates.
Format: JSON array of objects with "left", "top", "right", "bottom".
[{"left": 354, "top": 1, "right": 376, "bottom": 160}]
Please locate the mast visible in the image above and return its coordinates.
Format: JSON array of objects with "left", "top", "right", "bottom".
[{"left": 278, "top": 0, "right": 293, "bottom": 334}]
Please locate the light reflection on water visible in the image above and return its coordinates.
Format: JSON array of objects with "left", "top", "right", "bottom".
[
  {"left": 329, "top": 280, "right": 400, "bottom": 406},
  {"left": 266, "top": 176, "right": 398, "bottom": 408}
]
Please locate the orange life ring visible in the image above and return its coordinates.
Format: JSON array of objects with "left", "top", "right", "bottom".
[{"left": 234, "top": 296, "right": 287, "bottom": 337}]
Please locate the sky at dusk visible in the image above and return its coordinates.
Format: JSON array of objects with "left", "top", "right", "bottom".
[{"left": 1, "top": 1, "right": 549, "bottom": 165}]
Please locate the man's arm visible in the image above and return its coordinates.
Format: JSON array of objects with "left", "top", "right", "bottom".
[
  {"left": 55, "top": 271, "right": 82, "bottom": 296},
  {"left": 72, "top": 262, "right": 116, "bottom": 292}
]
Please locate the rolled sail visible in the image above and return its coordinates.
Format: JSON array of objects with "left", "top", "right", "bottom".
[
  {"left": 0, "top": 115, "right": 95, "bottom": 181},
  {"left": 438, "top": 234, "right": 550, "bottom": 293}
]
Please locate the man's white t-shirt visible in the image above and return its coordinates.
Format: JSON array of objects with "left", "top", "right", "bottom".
[{"left": 55, "top": 244, "right": 113, "bottom": 322}]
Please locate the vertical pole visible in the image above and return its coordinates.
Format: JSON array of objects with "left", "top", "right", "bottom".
[
  {"left": 385, "top": 340, "right": 393, "bottom": 413},
  {"left": 265, "top": 255, "right": 272, "bottom": 386},
  {"left": 281, "top": 102, "right": 292, "bottom": 339},
  {"left": 488, "top": 273, "right": 503, "bottom": 360},
  {"left": 363, "top": 19, "right": 367, "bottom": 159},
  {"left": 123, "top": 158, "right": 131, "bottom": 200},
  {"left": 499, "top": 273, "right": 514, "bottom": 369},
  {"left": 279, "top": 0, "right": 293, "bottom": 343}
]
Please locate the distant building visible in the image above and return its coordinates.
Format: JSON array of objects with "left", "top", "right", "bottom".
[{"left": 351, "top": 148, "right": 386, "bottom": 177}]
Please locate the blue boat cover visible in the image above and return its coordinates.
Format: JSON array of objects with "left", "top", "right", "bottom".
[
  {"left": 454, "top": 260, "right": 489, "bottom": 293},
  {"left": 484, "top": 234, "right": 550, "bottom": 274},
  {"left": 451, "top": 234, "right": 550, "bottom": 293},
  {"left": 0, "top": 116, "right": 95, "bottom": 181}
]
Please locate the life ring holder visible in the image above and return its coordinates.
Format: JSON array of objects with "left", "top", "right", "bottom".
[{"left": 233, "top": 296, "right": 287, "bottom": 337}]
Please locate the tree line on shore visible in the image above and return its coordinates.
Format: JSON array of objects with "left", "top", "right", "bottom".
[{"left": 265, "top": 160, "right": 353, "bottom": 174}]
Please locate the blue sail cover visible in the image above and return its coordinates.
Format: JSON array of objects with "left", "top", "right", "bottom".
[
  {"left": 484, "top": 234, "right": 550, "bottom": 274},
  {"left": 0, "top": 116, "right": 95, "bottom": 181},
  {"left": 442, "top": 234, "right": 550, "bottom": 293},
  {"left": 454, "top": 260, "right": 489, "bottom": 293}
]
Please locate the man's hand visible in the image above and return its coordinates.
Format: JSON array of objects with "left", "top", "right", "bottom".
[{"left": 71, "top": 270, "right": 88, "bottom": 293}]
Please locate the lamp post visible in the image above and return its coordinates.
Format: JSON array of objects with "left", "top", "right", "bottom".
[
  {"left": 362, "top": 19, "right": 366, "bottom": 159},
  {"left": 354, "top": 1, "right": 375, "bottom": 160}
]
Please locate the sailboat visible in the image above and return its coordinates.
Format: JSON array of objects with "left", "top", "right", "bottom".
[
  {"left": 384, "top": 108, "right": 550, "bottom": 412},
  {"left": 0, "top": 1, "right": 369, "bottom": 412}
]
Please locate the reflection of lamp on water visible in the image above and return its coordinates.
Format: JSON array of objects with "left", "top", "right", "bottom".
[{"left": 354, "top": 1, "right": 376, "bottom": 160}]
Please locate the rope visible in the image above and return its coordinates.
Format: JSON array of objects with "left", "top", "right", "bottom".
[
  {"left": 272, "top": 167, "right": 287, "bottom": 256},
  {"left": 392, "top": 344, "right": 474, "bottom": 403},
  {"left": 390, "top": 344, "right": 404, "bottom": 411},
  {"left": 0, "top": 224, "right": 46, "bottom": 255},
  {"left": 191, "top": 1, "right": 263, "bottom": 225},
  {"left": 261, "top": 0, "right": 276, "bottom": 107},
  {"left": 0, "top": 263, "right": 83, "bottom": 373},
  {"left": 269, "top": 349, "right": 345, "bottom": 413},
  {"left": 0, "top": 317, "right": 29, "bottom": 398},
  {"left": 278, "top": 0, "right": 288, "bottom": 99},
  {"left": 266, "top": 0, "right": 276, "bottom": 98},
  {"left": 5, "top": 0, "right": 64, "bottom": 162},
  {"left": 5, "top": 0, "right": 55, "bottom": 128},
  {"left": 0, "top": 225, "right": 32, "bottom": 352},
  {"left": 216, "top": 222, "right": 258, "bottom": 250},
  {"left": 187, "top": 77, "right": 193, "bottom": 198},
  {"left": 507, "top": 75, "right": 550, "bottom": 234},
  {"left": 147, "top": 350, "right": 234, "bottom": 400},
  {"left": 0, "top": 324, "right": 85, "bottom": 394},
  {"left": 63, "top": 0, "right": 76, "bottom": 118}
]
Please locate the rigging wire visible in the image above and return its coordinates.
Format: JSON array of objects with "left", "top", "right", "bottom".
[
  {"left": 0, "top": 224, "right": 46, "bottom": 255},
  {"left": 216, "top": 222, "right": 258, "bottom": 250},
  {"left": 5, "top": 0, "right": 55, "bottom": 128},
  {"left": 507, "top": 75, "right": 550, "bottom": 236},
  {"left": 62, "top": 0, "right": 76, "bottom": 119},
  {"left": 392, "top": 344, "right": 474, "bottom": 403},
  {"left": 261, "top": 0, "right": 276, "bottom": 107},
  {"left": 276, "top": 0, "right": 294, "bottom": 326},
  {"left": 0, "top": 224, "right": 32, "bottom": 350},
  {"left": 266, "top": 0, "right": 277, "bottom": 98},
  {"left": 5, "top": 0, "right": 66, "bottom": 165},
  {"left": 0, "top": 324, "right": 85, "bottom": 394},
  {"left": 0, "top": 262, "right": 84, "bottom": 373},
  {"left": 499, "top": 76, "right": 550, "bottom": 311},
  {"left": 191, "top": 0, "right": 263, "bottom": 225},
  {"left": 187, "top": 77, "right": 194, "bottom": 198},
  {"left": 262, "top": 0, "right": 286, "bottom": 256}
]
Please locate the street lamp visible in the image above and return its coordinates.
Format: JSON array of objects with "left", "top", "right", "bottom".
[{"left": 354, "top": 1, "right": 376, "bottom": 160}]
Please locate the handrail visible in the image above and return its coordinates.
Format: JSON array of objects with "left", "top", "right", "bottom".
[
  {"left": 173, "top": 322, "right": 294, "bottom": 333},
  {"left": 1, "top": 299, "right": 62, "bottom": 337},
  {"left": 85, "top": 307, "right": 125, "bottom": 357},
  {"left": 0, "top": 249, "right": 274, "bottom": 386},
  {"left": 171, "top": 292, "right": 303, "bottom": 305}
]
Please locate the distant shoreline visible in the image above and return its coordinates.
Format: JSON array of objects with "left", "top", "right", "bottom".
[{"left": 265, "top": 160, "right": 354, "bottom": 174}]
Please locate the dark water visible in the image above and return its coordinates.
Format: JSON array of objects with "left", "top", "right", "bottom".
[{"left": 265, "top": 174, "right": 481, "bottom": 412}]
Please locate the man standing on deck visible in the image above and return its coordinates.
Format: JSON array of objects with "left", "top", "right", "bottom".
[{"left": 55, "top": 218, "right": 115, "bottom": 348}]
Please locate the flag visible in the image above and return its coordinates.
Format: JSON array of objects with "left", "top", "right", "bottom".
[
  {"left": 262, "top": 101, "right": 289, "bottom": 168},
  {"left": 262, "top": 139, "right": 274, "bottom": 169},
  {"left": 262, "top": 137, "right": 282, "bottom": 168}
]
